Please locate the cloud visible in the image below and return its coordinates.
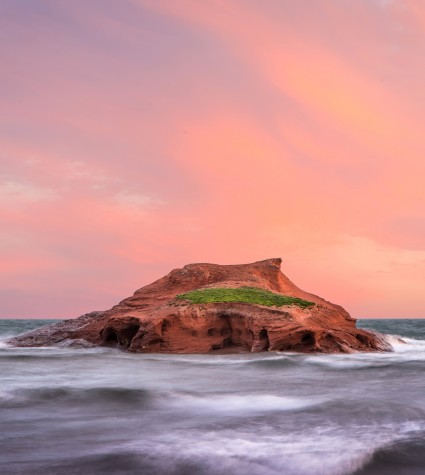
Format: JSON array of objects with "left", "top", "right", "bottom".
[
  {"left": 0, "top": 180, "right": 58, "bottom": 203},
  {"left": 114, "top": 190, "right": 160, "bottom": 207},
  {"left": 111, "top": 190, "right": 164, "bottom": 218}
]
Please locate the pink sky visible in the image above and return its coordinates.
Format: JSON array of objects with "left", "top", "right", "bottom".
[{"left": 1, "top": 0, "right": 425, "bottom": 318}]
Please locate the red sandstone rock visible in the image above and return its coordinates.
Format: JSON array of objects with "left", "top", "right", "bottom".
[{"left": 9, "top": 258, "right": 389, "bottom": 353}]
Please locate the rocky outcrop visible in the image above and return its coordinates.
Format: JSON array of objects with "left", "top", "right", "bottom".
[{"left": 9, "top": 258, "right": 389, "bottom": 353}]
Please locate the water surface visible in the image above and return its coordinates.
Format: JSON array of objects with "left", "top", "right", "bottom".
[{"left": 1, "top": 318, "right": 425, "bottom": 475}]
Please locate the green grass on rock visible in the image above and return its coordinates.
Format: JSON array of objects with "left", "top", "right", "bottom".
[{"left": 176, "top": 286, "right": 315, "bottom": 309}]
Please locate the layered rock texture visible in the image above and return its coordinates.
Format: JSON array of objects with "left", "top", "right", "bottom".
[{"left": 9, "top": 258, "right": 389, "bottom": 353}]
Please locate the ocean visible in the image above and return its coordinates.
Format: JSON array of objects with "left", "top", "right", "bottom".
[{"left": 1, "top": 318, "right": 425, "bottom": 475}]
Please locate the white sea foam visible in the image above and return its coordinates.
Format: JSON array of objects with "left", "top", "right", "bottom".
[
  {"left": 297, "top": 332, "right": 425, "bottom": 370},
  {"left": 124, "top": 419, "right": 425, "bottom": 475},
  {"left": 387, "top": 334, "right": 425, "bottom": 352},
  {"left": 0, "top": 389, "right": 17, "bottom": 402},
  {"left": 168, "top": 393, "right": 325, "bottom": 414},
  {"left": 141, "top": 353, "right": 288, "bottom": 366},
  {"left": 0, "top": 339, "right": 12, "bottom": 349}
]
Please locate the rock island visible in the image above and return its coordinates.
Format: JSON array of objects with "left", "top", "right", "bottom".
[{"left": 9, "top": 258, "right": 388, "bottom": 353}]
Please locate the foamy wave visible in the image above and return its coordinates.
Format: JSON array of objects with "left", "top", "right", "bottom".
[
  {"left": 122, "top": 419, "right": 425, "bottom": 475},
  {"left": 141, "top": 354, "right": 289, "bottom": 366},
  {"left": 302, "top": 354, "right": 393, "bottom": 369},
  {"left": 386, "top": 333, "right": 425, "bottom": 351},
  {"left": 382, "top": 333, "right": 407, "bottom": 347},
  {"left": 0, "top": 389, "right": 23, "bottom": 403},
  {"left": 168, "top": 393, "right": 325, "bottom": 414},
  {"left": 0, "top": 339, "right": 12, "bottom": 349},
  {"left": 297, "top": 332, "right": 425, "bottom": 370}
]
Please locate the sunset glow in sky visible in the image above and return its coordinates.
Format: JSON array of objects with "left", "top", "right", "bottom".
[{"left": 1, "top": 0, "right": 425, "bottom": 318}]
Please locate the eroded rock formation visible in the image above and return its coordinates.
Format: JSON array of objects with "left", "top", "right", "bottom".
[{"left": 9, "top": 258, "right": 389, "bottom": 353}]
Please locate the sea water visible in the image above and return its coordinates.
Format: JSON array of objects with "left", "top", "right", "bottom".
[{"left": 1, "top": 318, "right": 425, "bottom": 475}]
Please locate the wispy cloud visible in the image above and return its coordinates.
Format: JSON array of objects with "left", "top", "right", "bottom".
[
  {"left": 0, "top": 180, "right": 58, "bottom": 203},
  {"left": 114, "top": 190, "right": 162, "bottom": 208}
]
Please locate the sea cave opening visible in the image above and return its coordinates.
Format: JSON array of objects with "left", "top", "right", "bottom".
[
  {"left": 258, "top": 328, "right": 270, "bottom": 351},
  {"left": 102, "top": 324, "right": 140, "bottom": 348}
]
